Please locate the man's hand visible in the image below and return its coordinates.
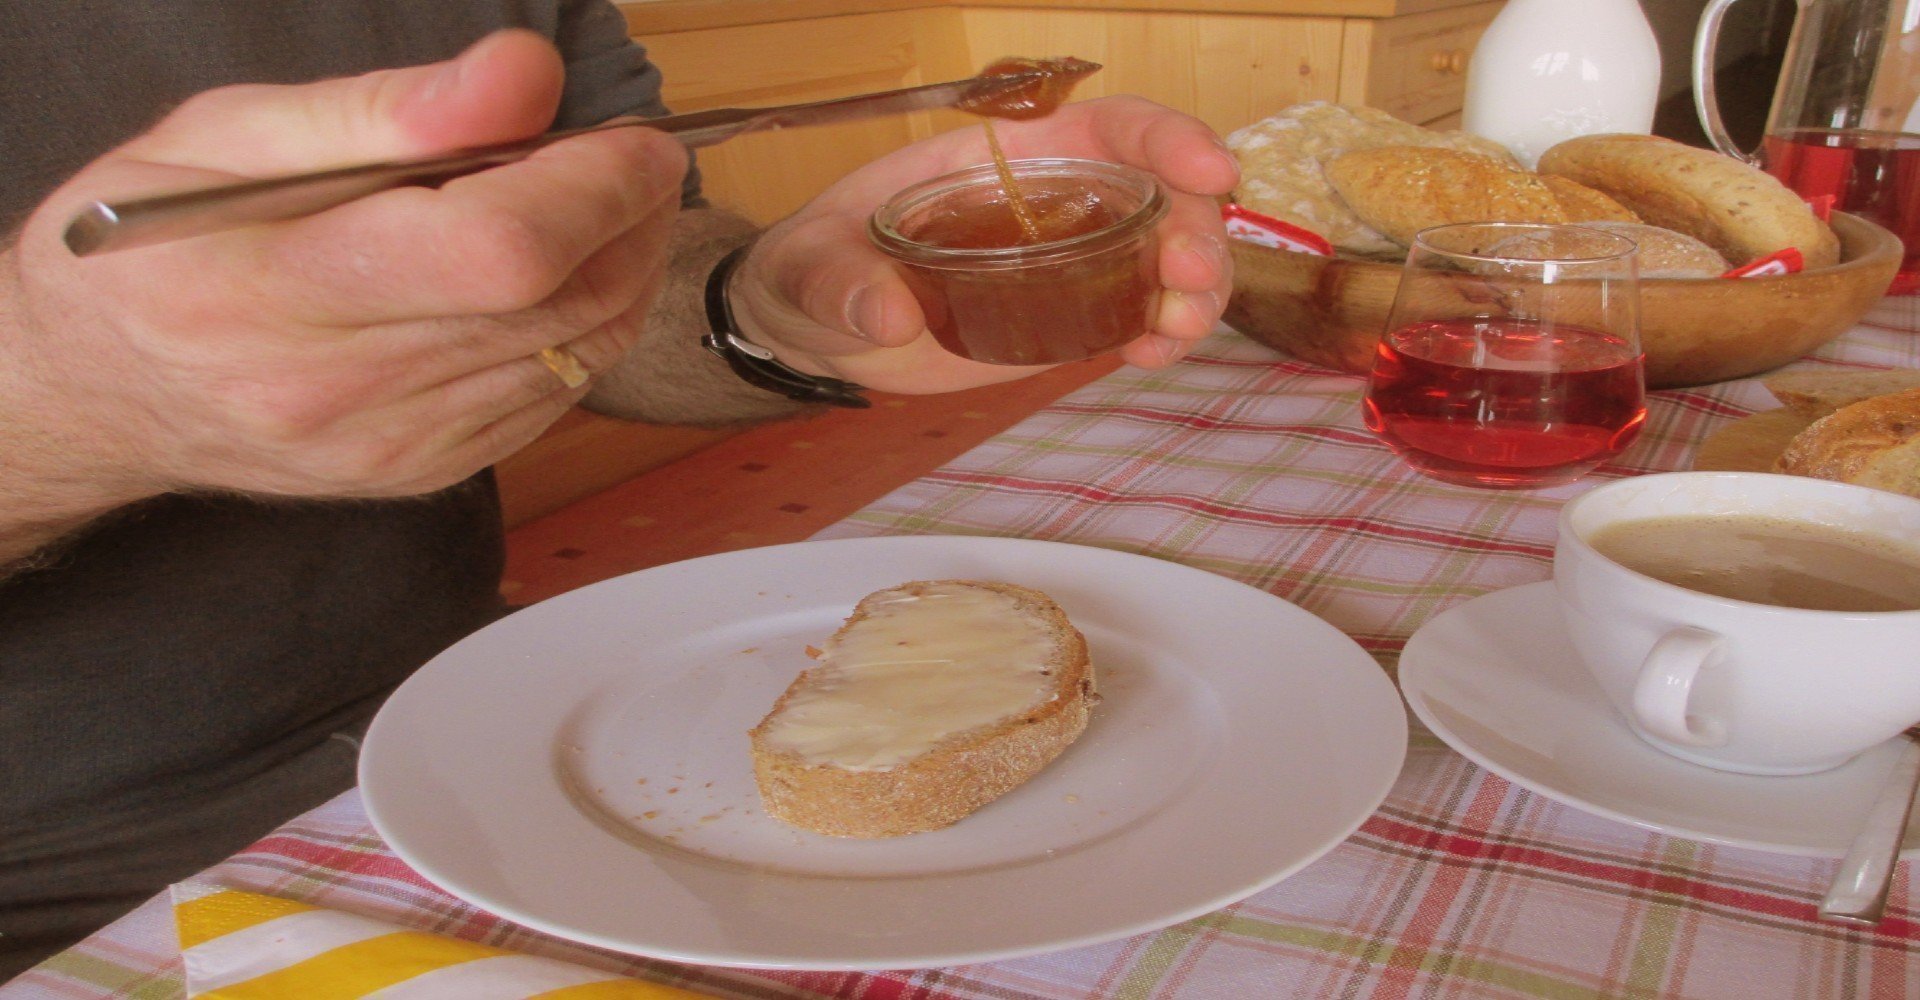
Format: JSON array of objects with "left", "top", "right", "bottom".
[
  {"left": 0, "top": 30, "right": 688, "bottom": 562},
  {"left": 728, "top": 95, "right": 1239, "bottom": 395}
]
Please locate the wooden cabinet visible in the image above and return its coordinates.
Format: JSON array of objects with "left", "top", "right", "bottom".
[
  {"left": 497, "top": 0, "right": 1503, "bottom": 527},
  {"left": 625, "top": 0, "right": 1503, "bottom": 224}
]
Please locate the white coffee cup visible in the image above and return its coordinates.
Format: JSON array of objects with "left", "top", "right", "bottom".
[{"left": 1554, "top": 471, "right": 1920, "bottom": 775}]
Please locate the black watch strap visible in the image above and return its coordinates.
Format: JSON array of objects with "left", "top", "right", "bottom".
[{"left": 701, "top": 245, "right": 869, "bottom": 409}]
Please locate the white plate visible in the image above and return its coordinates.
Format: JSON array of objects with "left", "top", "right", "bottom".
[
  {"left": 1400, "top": 582, "right": 1920, "bottom": 858},
  {"left": 360, "top": 535, "right": 1407, "bottom": 970}
]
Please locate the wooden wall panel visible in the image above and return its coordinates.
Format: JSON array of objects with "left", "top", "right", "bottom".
[
  {"left": 637, "top": 8, "right": 971, "bottom": 223},
  {"left": 958, "top": 9, "right": 1346, "bottom": 136}
]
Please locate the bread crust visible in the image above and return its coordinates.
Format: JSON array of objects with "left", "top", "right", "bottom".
[
  {"left": 1325, "top": 147, "right": 1564, "bottom": 247},
  {"left": 1540, "top": 176, "right": 1640, "bottom": 224},
  {"left": 1575, "top": 221, "right": 1730, "bottom": 278},
  {"left": 1775, "top": 387, "right": 1920, "bottom": 496},
  {"left": 1764, "top": 369, "right": 1920, "bottom": 420},
  {"left": 1227, "top": 102, "right": 1518, "bottom": 256},
  {"left": 1536, "top": 134, "right": 1840, "bottom": 268},
  {"left": 749, "top": 580, "right": 1094, "bottom": 838}
]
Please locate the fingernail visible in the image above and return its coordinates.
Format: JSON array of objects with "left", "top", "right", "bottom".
[
  {"left": 1209, "top": 133, "right": 1240, "bottom": 175},
  {"left": 423, "top": 54, "right": 466, "bottom": 102},
  {"left": 1184, "top": 233, "right": 1227, "bottom": 273},
  {"left": 844, "top": 285, "right": 875, "bottom": 339}
]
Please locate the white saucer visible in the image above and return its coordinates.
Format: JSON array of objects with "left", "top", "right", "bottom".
[{"left": 1399, "top": 582, "right": 1920, "bottom": 858}]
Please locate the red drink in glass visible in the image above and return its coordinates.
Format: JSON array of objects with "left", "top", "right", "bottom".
[
  {"left": 1762, "top": 128, "right": 1920, "bottom": 295},
  {"left": 1363, "top": 318, "right": 1647, "bottom": 489}
]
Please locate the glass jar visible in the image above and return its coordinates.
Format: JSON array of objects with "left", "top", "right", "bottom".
[{"left": 869, "top": 158, "right": 1168, "bottom": 366}]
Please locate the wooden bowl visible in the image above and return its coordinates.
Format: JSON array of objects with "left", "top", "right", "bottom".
[{"left": 1220, "top": 212, "right": 1902, "bottom": 388}]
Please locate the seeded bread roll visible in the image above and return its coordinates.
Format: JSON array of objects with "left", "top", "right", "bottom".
[
  {"left": 1774, "top": 387, "right": 1920, "bottom": 497},
  {"left": 1536, "top": 133, "right": 1840, "bottom": 268},
  {"left": 1576, "top": 221, "right": 1731, "bottom": 278},
  {"left": 1324, "top": 147, "right": 1564, "bottom": 247},
  {"left": 1764, "top": 369, "right": 1920, "bottom": 420},
  {"left": 1227, "top": 102, "right": 1520, "bottom": 256},
  {"left": 750, "top": 580, "right": 1095, "bottom": 838},
  {"left": 1540, "top": 176, "right": 1641, "bottom": 224}
]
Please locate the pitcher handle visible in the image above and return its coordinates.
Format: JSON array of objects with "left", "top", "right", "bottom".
[{"left": 1692, "top": 0, "right": 1766, "bottom": 165}]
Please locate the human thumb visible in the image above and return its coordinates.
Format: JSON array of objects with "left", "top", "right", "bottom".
[{"left": 117, "top": 29, "right": 565, "bottom": 175}]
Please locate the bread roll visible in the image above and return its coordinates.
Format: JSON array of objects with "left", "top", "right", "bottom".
[
  {"left": 750, "top": 580, "right": 1094, "bottom": 838},
  {"left": 1763, "top": 368, "right": 1920, "bottom": 420},
  {"left": 1774, "top": 387, "right": 1920, "bottom": 497},
  {"left": 1227, "top": 102, "right": 1519, "bottom": 256},
  {"left": 1325, "top": 147, "right": 1565, "bottom": 247},
  {"left": 1576, "top": 221, "right": 1731, "bottom": 278},
  {"left": 1541, "top": 176, "right": 1640, "bottom": 224},
  {"left": 1537, "top": 133, "right": 1840, "bottom": 268}
]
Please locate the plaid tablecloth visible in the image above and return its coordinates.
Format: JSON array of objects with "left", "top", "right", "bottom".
[{"left": 11, "top": 324, "right": 1920, "bottom": 1000}]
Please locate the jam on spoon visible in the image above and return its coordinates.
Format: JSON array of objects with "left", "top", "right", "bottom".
[{"left": 959, "top": 57, "right": 1103, "bottom": 245}]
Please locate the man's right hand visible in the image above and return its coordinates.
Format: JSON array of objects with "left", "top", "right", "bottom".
[{"left": 0, "top": 29, "right": 687, "bottom": 561}]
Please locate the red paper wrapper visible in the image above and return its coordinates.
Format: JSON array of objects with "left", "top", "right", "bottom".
[
  {"left": 1721, "top": 248, "right": 1805, "bottom": 279},
  {"left": 1222, "top": 203, "right": 1334, "bottom": 256}
]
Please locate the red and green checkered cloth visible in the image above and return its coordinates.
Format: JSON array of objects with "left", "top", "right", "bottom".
[{"left": 10, "top": 324, "right": 1920, "bottom": 999}]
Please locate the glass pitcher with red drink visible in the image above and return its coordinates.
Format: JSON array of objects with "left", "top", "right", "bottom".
[{"left": 1696, "top": 0, "right": 1920, "bottom": 328}]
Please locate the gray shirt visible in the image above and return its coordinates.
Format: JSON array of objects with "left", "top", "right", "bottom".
[{"left": 0, "top": 1, "right": 686, "bottom": 972}]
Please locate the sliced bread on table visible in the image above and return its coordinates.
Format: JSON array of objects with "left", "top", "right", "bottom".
[
  {"left": 750, "top": 579, "right": 1095, "bottom": 838},
  {"left": 1774, "top": 387, "right": 1920, "bottom": 497},
  {"left": 1763, "top": 368, "right": 1920, "bottom": 421}
]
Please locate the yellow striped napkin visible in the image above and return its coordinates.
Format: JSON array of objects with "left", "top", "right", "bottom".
[{"left": 171, "top": 883, "right": 716, "bottom": 999}]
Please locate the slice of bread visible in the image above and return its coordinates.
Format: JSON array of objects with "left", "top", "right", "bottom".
[
  {"left": 750, "top": 580, "right": 1095, "bottom": 838},
  {"left": 1763, "top": 368, "right": 1920, "bottom": 421},
  {"left": 1775, "top": 387, "right": 1920, "bottom": 497}
]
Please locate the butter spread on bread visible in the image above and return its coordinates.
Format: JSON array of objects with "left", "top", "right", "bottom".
[{"left": 751, "top": 580, "right": 1094, "bottom": 838}]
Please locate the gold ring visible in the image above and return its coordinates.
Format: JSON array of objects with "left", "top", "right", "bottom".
[{"left": 535, "top": 346, "right": 590, "bottom": 389}]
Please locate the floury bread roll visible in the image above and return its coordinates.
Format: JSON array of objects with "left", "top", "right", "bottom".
[
  {"left": 1226, "top": 102, "right": 1520, "bottom": 256},
  {"left": 750, "top": 580, "right": 1095, "bottom": 838},
  {"left": 1537, "top": 133, "right": 1841, "bottom": 268},
  {"left": 1323, "top": 146, "right": 1638, "bottom": 247}
]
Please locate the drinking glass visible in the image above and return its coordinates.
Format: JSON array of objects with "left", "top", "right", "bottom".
[{"left": 1362, "top": 223, "right": 1647, "bottom": 490}]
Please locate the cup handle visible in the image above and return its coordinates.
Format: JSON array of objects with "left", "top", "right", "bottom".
[{"left": 1631, "top": 626, "right": 1730, "bottom": 747}]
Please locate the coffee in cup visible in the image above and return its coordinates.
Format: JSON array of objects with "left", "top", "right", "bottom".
[{"left": 1554, "top": 471, "right": 1920, "bottom": 775}]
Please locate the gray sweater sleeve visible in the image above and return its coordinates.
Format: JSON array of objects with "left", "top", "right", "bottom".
[{"left": 551, "top": 0, "right": 706, "bottom": 208}]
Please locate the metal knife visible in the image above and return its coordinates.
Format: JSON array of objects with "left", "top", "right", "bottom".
[{"left": 63, "top": 71, "right": 1050, "bottom": 257}]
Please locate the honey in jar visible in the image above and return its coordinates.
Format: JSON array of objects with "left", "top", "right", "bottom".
[{"left": 869, "top": 160, "right": 1168, "bottom": 366}]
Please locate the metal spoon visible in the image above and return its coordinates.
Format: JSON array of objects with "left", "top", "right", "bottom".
[{"left": 1818, "top": 725, "right": 1920, "bottom": 926}]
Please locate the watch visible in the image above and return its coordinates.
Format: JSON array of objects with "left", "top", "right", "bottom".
[{"left": 700, "top": 245, "right": 869, "bottom": 408}]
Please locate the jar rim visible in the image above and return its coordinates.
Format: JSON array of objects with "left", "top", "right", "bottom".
[{"left": 868, "top": 157, "right": 1168, "bottom": 268}]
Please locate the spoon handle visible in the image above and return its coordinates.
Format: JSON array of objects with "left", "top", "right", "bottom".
[
  {"left": 61, "top": 72, "right": 1046, "bottom": 257},
  {"left": 1819, "top": 731, "right": 1920, "bottom": 926}
]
